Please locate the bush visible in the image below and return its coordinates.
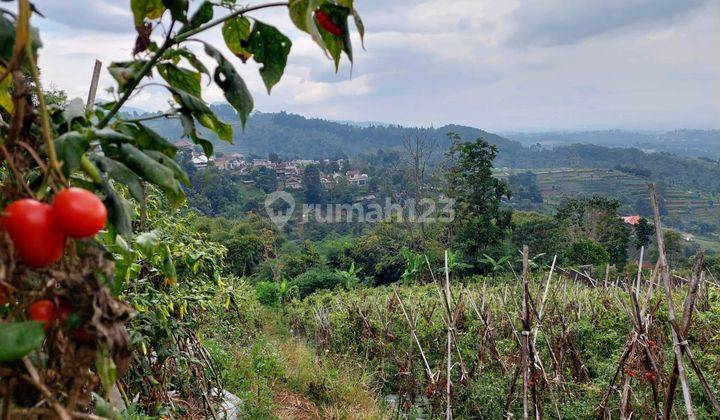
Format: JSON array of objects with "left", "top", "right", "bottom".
[
  {"left": 564, "top": 239, "right": 611, "bottom": 266},
  {"left": 292, "top": 268, "right": 343, "bottom": 298},
  {"left": 255, "top": 282, "right": 281, "bottom": 306}
]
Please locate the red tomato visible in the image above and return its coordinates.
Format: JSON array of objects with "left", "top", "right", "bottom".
[
  {"left": 1, "top": 199, "right": 66, "bottom": 267},
  {"left": 51, "top": 188, "right": 107, "bottom": 238},
  {"left": 29, "top": 299, "right": 56, "bottom": 329},
  {"left": 315, "top": 10, "right": 343, "bottom": 36},
  {"left": 648, "top": 339, "right": 656, "bottom": 348},
  {"left": 644, "top": 371, "right": 655, "bottom": 381}
]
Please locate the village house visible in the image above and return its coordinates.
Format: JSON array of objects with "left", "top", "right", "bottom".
[{"left": 346, "top": 170, "right": 369, "bottom": 186}]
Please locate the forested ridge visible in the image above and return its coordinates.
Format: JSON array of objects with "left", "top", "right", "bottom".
[{"left": 145, "top": 107, "right": 720, "bottom": 193}]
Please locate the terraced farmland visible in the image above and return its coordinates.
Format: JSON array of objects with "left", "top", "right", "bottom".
[{"left": 497, "top": 167, "right": 720, "bottom": 242}]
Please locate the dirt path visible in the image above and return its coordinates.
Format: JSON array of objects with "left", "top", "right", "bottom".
[{"left": 275, "top": 390, "right": 321, "bottom": 419}]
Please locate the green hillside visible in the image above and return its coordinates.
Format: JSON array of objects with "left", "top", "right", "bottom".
[{"left": 498, "top": 167, "right": 720, "bottom": 243}]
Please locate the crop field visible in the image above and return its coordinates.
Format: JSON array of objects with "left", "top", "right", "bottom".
[{"left": 288, "top": 265, "right": 720, "bottom": 418}]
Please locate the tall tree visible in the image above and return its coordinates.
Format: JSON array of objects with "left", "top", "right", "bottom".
[
  {"left": 303, "top": 164, "right": 323, "bottom": 204},
  {"left": 445, "top": 133, "right": 512, "bottom": 269},
  {"left": 555, "top": 196, "right": 630, "bottom": 266},
  {"left": 254, "top": 166, "right": 278, "bottom": 194},
  {"left": 402, "top": 130, "right": 438, "bottom": 242},
  {"left": 634, "top": 217, "right": 654, "bottom": 250}
]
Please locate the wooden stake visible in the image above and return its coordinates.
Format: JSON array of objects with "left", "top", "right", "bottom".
[
  {"left": 649, "top": 183, "right": 695, "bottom": 420},
  {"left": 86, "top": 59, "right": 102, "bottom": 109}
]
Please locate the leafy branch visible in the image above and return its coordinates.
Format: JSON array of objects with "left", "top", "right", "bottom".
[{"left": 99, "top": 1, "right": 290, "bottom": 129}]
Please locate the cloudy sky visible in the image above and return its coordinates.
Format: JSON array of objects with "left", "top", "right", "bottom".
[{"left": 27, "top": 0, "right": 720, "bottom": 131}]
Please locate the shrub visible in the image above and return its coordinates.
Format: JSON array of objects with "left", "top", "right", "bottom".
[
  {"left": 564, "top": 239, "right": 611, "bottom": 266},
  {"left": 292, "top": 268, "right": 343, "bottom": 298},
  {"left": 255, "top": 282, "right": 281, "bottom": 306}
]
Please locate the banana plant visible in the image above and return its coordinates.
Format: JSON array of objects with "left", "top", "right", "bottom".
[{"left": 336, "top": 262, "right": 363, "bottom": 290}]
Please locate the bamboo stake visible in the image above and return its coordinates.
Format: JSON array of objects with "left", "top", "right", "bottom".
[
  {"left": 86, "top": 59, "right": 102, "bottom": 109},
  {"left": 636, "top": 246, "right": 644, "bottom": 297},
  {"left": 444, "top": 250, "right": 453, "bottom": 420},
  {"left": 392, "top": 286, "right": 436, "bottom": 385},
  {"left": 649, "top": 183, "right": 695, "bottom": 420}
]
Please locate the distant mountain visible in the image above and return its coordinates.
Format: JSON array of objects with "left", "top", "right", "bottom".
[
  {"left": 503, "top": 129, "right": 720, "bottom": 160},
  {"left": 143, "top": 105, "right": 720, "bottom": 194}
]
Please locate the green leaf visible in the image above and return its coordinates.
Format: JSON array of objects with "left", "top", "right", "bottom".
[
  {"left": 160, "top": 244, "right": 177, "bottom": 282},
  {"left": 166, "top": 47, "right": 210, "bottom": 77},
  {"left": 136, "top": 229, "right": 162, "bottom": 257},
  {"left": 197, "top": 112, "right": 232, "bottom": 143},
  {"left": 118, "top": 143, "right": 180, "bottom": 194},
  {"left": 118, "top": 143, "right": 185, "bottom": 207},
  {"left": 0, "top": 65, "right": 13, "bottom": 114},
  {"left": 60, "top": 98, "right": 87, "bottom": 128},
  {"left": 179, "top": 111, "right": 213, "bottom": 156},
  {"left": 166, "top": 85, "right": 212, "bottom": 115},
  {"left": 0, "top": 14, "right": 42, "bottom": 67},
  {"left": 202, "top": 43, "right": 254, "bottom": 128},
  {"left": 91, "top": 155, "right": 145, "bottom": 203},
  {"left": 0, "top": 321, "right": 45, "bottom": 362},
  {"left": 144, "top": 150, "right": 190, "bottom": 186},
  {"left": 247, "top": 21, "right": 292, "bottom": 94},
  {"left": 161, "top": 0, "right": 188, "bottom": 24},
  {"left": 288, "top": 0, "right": 327, "bottom": 53},
  {"left": 108, "top": 61, "right": 149, "bottom": 93},
  {"left": 182, "top": 1, "right": 213, "bottom": 33},
  {"left": 54, "top": 131, "right": 90, "bottom": 177},
  {"left": 222, "top": 16, "right": 252, "bottom": 62},
  {"left": 157, "top": 63, "right": 201, "bottom": 97},
  {"left": 131, "top": 0, "right": 166, "bottom": 26},
  {"left": 316, "top": 4, "right": 352, "bottom": 70},
  {"left": 102, "top": 181, "right": 132, "bottom": 238},
  {"left": 91, "top": 128, "right": 135, "bottom": 144},
  {"left": 166, "top": 85, "right": 232, "bottom": 143},
  {"left": 135, "top": 123, "right": 179, "bottom": 157},
  {"left": 95, "top": 346, "right": 118, "bottom": 399}
]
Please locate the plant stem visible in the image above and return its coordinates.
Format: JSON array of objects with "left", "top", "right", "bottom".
[
  {"left": 19, "top": 0, "right": 65, "bottom": 184},
  {"left": 98, "top": 1, "right": 289, "bottom": 129},
  {"left": 97, "top": 34, "right": 175, "bottom": 128},
  {"left": 175, "top": 2, "right": 289, "bottom": 42},
  {"left": 121, "top": 111, "right": 176, "bottom": 123}
]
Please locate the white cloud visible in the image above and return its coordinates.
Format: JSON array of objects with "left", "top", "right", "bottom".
[{"left": 17, "top": 0, "right": 720, "bottom": 130}]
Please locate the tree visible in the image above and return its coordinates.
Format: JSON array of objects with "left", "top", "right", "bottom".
[
  {"left": 564, "top": 239, "right": 611, "bottom": 266},
  {"left": 303, "top": 164, "right": 323, "bottom": 204},
  {"left": 555, "top": 196, "right": 630, "bottom": 266},
  {"left": 226, "top": 234, "right": 265, "bottom": 277},
  {"left": 511, "top": 211, "right": 560, "bottom": 263},
  {"left": 634, "top": 217, "right": 654, "bottom": 250},
  {"left": 268, "top": 152, "right": 280, "bottom": 163},
  {"left": 254, "top": 166, "right": 278, "bottom": 193},
  {"left": 445, "top": 133, "right": 512, "bottom": 270},
  {"left": 402, "top": 130, "right": 437, "bottom": 241},
  {"left": 508, "top": 171, "right": 543, "bottom": 204}
]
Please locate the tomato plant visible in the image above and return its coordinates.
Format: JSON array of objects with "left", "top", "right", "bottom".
[{"left": 0, "top": 0, "right": 364, "bottom": 416}]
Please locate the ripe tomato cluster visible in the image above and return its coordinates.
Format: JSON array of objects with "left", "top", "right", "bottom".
[
  {"left": 314, "top": 10, "right": 343, "bottom": 36},
  {"left": 1, "top": 188, "right": 107, "bottom": 267}
]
